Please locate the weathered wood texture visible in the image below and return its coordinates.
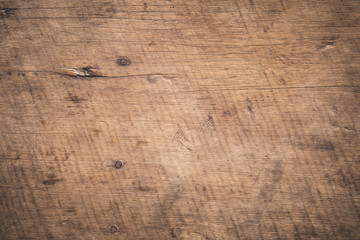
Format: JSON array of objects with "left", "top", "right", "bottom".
[{"left": 1, "top": 0, "right": 359, "bottom": 239}]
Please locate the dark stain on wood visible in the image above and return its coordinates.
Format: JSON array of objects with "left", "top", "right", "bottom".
[
  {"left": 66, "top": 95, "right": 87, "bottom": 104},
  {"left": 314, "top": 140, "right": 335, "bottom": 151},
  {"left": 135, "top": 140, "right": 149, "bottom": 147},
  {"left": 246, "top": 97, "right": 253, "bottom": 114},
  {"left": 42, "top": 179, "right": 62, "bottom": 185},
  {"left": 0, "top": 8, "right": 18, "bottom": 19},
  {"left": 137, "top": 185, "right": 152, "bottom": 192},
  {"left": 66, "top": 92, "right": 87, "bottom": 104}
]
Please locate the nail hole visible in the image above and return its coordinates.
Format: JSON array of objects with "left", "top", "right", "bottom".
[
  {"left": 117, "top": 57, "right": 131, "bottom": 66},
  {"left": 114, "top": 160, "right": 124, "bottom": 169},
  {"left": 109, "top": 225, "right": 118, "bottom": 234}
]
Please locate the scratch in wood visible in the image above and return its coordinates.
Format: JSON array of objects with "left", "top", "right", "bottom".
[
  {"left": 279, "top": 0, "right": 285, "bottom": 11},
  {"left": 173, "top": 123, "right": 193, "bottom": 151},
  {"left": 200, "top": 115, "right": 216, "bottom": 132},
  {"left": 318, "top": 41, "right": 336, "bottom": 52},
  {"left": 99, "top": 121, "right": 109, "bottom": 128},
  {"left": 57, "top": 67, "right": 102, "bottom": 77},
  {"left": 233, "top": 0, "right": 248, "bottom": 30},
  {"left": 246, "top": 97, "right": 254, "bottom": 114},
  {"left": 173, "top": 128, "right": 191, "bottom": 143}
]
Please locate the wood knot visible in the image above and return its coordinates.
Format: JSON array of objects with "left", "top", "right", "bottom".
[
  {"left": 108, "top": 225, "right": 118, "bottom": 234},
  {"left": 57, "top": 66, "right": 101, "bottom": 77},
  {"left": 117, "top": 57, "right": 131, "bottom": 66},
  {"left": 114, "top": 160, "right": 124, "bottom": 169}
]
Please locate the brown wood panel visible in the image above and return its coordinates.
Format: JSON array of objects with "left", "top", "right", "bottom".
[{"left": 0, "top": 0, "right": 359, "bottom": 239}]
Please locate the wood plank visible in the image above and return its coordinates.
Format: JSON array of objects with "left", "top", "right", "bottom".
[{"left": 0, "top": 0, "right": 359, "bottom": 239}]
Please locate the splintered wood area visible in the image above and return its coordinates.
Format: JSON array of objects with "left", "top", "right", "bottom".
[{"left": 0, "top": 0, "right": 359, "bottom": 239}]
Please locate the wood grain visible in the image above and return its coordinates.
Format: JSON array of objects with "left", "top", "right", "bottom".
[{"left": 0, "top": 0, "right": 359, "bottom": 239}]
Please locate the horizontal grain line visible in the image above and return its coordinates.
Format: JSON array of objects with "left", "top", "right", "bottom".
[
  {"left": 0, "top": 132, "right": 54, "bottom": 135},
  {"left": 19, "top": 5, "right": 187, "bottom": 10},
  {"left": 184, "top": 85, "right": 357, "bottom": 92}
]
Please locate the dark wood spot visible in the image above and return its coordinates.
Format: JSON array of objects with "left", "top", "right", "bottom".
[
  {"left": 136, "top": 140, "right": 149, "bottom": 147},
  {"left": 6, "top": 71, "right": 11, "bottom": 76},
  {"left": 43, "top": 178, "right": 62, "bottom": 185},
  {"left": 109, "top": 225, "right": 118, "bottom": 234},
  {"left": 0, "top": 8, "right": 18, "bottom": 19},
  {"left": 43, "top": 180, "right": 56, "bottom": 185},
  {"left": 69, "top": 96, "right": 83, "bottom": 104},
  {"left": 315, "top": 140, "right": 334, "bottom": 151},
  {"left": 246, "top": 97, "right": 253, "bottom": 114},
  {"left": 93, "top": 129, "right": 101, "bottom": 137},
  {"left": 66, "top": 94, "right": 87, "bottom": 104},
  {"left": 223, "top": 110, "right": 231, "bottom": 115},
  {"left": 80, "top": 66, "right": 96, "bottom": 77},
  {"left": 117, "top": 57, "right": 131, "bottom": 66},
  {"left": 43, "top": 180, "right": 55, "bottom": 185},
  {"left": 40, "top": 120, "right": 46, "bottom": 125},
  {"left": 114, "top": 160, "right": 123, "bottom": 169},
  {"left": 324, "top": 173, "right": 330, "bottom": 181},
  {"left": 138, "top": 185, "right": 152, "bottom": 191}
]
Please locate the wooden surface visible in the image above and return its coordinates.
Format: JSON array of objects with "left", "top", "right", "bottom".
[{"left": 1, "top": 0, "right": 359, "bottom": 239}]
